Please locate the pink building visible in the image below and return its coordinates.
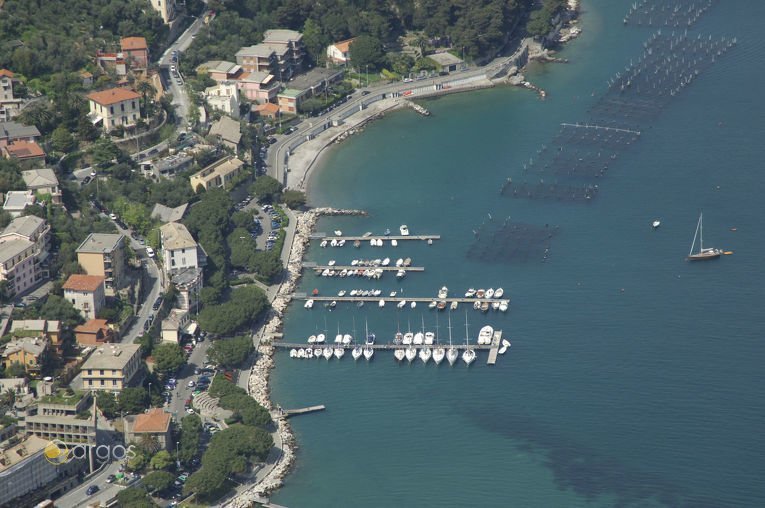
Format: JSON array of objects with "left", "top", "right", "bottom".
[{"left": 236, "top": 71, "right": 280, "bottom": 103}]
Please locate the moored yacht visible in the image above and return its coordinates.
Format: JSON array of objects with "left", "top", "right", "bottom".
[
  {"left": 316, "top": 333, "right": 326, "bottom": 344},
  {"left": 485, "top": 288, "right": 495, "bottom": 299},
  {"left": 462, "top": 313, "right": 476, "bottom": 366},
  {"left": 433, "top": 346, "right": 445, "bottom": 364},
  {"left": 400, "top": 225, "right": 410, "bottom": 236},
  {"left": 478, "top": 325, "right": 494, "bottom": 345},
  {"left": 465, "top": 288, "right": 476, "bottom": 298},
  {"left": 397, "top": 300, "right": 407, "bottom": 309},
  {"left": 419, "top": 347, "right": 432, "bottom": 364},
  {"left": 391, "top": 239, "right": 398, "bottom": 247},
  {"left": 424, "top": 332, "right": 435, "bottom": 345},
  {"left": 304, "top": 299, "right": 314, "bottom": 309},
  {"left": 438, "top": 286, "right": 448, "bottom": 299},
  {"left": 402, "top": 332, "right": 414, "bottom": 345},
  {"left": 405, "top": 346, "right": 417, "bottom": 362},
  {"left": 394, "top": 348, "right": 406, "bottom": 362},
  {"left": 308, "top": 335, "right": 316, "bottom": 344},
  {"left": 428, "top": 300, "right": 438, "bottom": 309},
  {"left": 290, "top": 348, "right": 297, "bottom": 358},
  {"left": 343, "top": 334, "right": 353, "bottom": 345},
  {"left": 494, "top": 287, "right": 504, "bottom": 298},
  {"left": 322, "top": 347, "right": 333, "bottom": 360},
  {"left": 413, "top": 332, "right": 424, "bottom": 345},
  {"left": 352, "top": 345, "right": 363, "bottom": 360},
  {"left": 334, "top": 347, "right": 345, "bottom": 359},
  {"left": 378, "top": 299, "right": 386, "bottom": 308},
  {"left": 499, "top": 301, "right": 509, "bottom": 312}
]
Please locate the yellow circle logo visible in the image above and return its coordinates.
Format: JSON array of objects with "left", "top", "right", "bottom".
[{"left": 44, "top": 439, "right": 69, "bottom": 465}]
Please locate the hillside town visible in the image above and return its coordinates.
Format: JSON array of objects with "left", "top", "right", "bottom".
[{"left": 0, "top": 0, "right": 580, "bottom": 506}]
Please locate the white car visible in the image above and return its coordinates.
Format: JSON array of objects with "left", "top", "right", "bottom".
[
  {"left": 145, "top": 247, "right": 155, "bottom": 258},
  {"left": 187, "top": 380, "right": 196, "bottom": 388},
  {"left": 109, "top": 213, "right": 118, "bottom": 221},
  {"left": 186, "top": 408, "right": 195, "bottom": 414}
]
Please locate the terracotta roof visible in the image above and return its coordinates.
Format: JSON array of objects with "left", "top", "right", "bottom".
[
  {"left": 87, "top": 87, "right": 140, "bottom": 106},
  {"left": 132, "top": 408, "right": 171, "bottom": 433},
  {"left": 0, "top": 69, "right": 14, "bottom": 78},
  {"left": 62, "top": 274, "right": 105, "bottom": 292},
  {"left": 5, "top": 140, "right": 45, "bottom": 159},
  {"left": 255, "top": 103, "right": 280, "bottom": 114},
  {"left": 121, "top": 37, "right": 148, "bottom": 51},
  {"left": 333, "top": 38, "right": 357, "bottom": 53},
  {"left": 75, "top": 319, "right": 110, "bottom": 334}
]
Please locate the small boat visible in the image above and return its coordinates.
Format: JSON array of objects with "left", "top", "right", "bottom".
[
  {"left": 373, "top": 289, "right": 382, "bottom": 296},
  {"left": 334, "top": 230, "right": 343, "bottom": 236},
  {"left": 385, "top": 228, "right": 391, "bottom": 236},
  {"left": 329, "top": 301, "right": 337, "bottom": 309},
  {"left": 397, "top": 300, "right": 407, "bottom": 309},
  {"left": 437, "top": 301, "right": 447, "bottom": 311},
  {"left": 351, "top": 345, "right": 363, "bottom": 360},
  {"left": 419, "top": 348, "right": 432, "bottom": 364},
  {"left": 357, "top": 301, "right": 364, "bottom": 308},
  {"left": 428, "top": 300, "right": 437, "bottom": 309},
  {"left": 312, "top": 288, "right": 320, "bottom": 296},
  {"left": 478, "top": 325, "right": 494, "bottom": 345},
  {"left": 382, "top": 257, "right": 390, "bottom": 266},
  {"left": 403, "top": 258, "right": 412, "bottom": 267},
  {"left": 369, "top": 239, "right": 376, "bottom": 247},
  {"left": 413, "top": 332, "right": 424, "bottom": 345},
  {"left": 405, "top": 346, "right": 417, "bottom": 362},
  {"left": 424, "top": 332, "right": 435, "bottom": 345},
  {"left": 334, "top": 347, "right": 345, "bottom": 359},
  {"left": 450, "top": 301, "right": 458, "bottom": 311},
  {"left": 687, "top": 212, "right": 722, "bottom": 261},
  {"left": 394, "top": 331, "right": 403, "bottom": 344},
  {"left": 465, "top": 288, "right": 476, "bottom": 298},
  {"left": 334, "top": 333, "right": 343, "bottom": 344},
  {"left": 378, "top": 299, "right": 386, "bottom": 308},
  {"left": 306, "top": 349, "right": 314, "bottom": 359},
  {"left": 297, "top": 348, "right": 305, "bottom": 358},
  {"left": 343, "top": 334, "right": 353, "bottom": 345},
  {"left": 304, "top": 299, "right": 314, "bottom": 309},
  {"left": 396, "top": 270, "right": 406, "bottom": 279},
  {"left": 320, "top": 240, "right": 328, "bottom": 248},
  {"left": 290, "top": 349, "right": 297, "bottom": 358},
  {"left": 499, "top": 301, "right": 509, "bottom": 312},
  {"left": 432, "top": 347, "right": 445, "bottom": 365},
  {"left": 494, "top": 287, "right": 504, "bottom": 298},
  {"left": 313, "top": 348, "right": 322, "bottom": 357},
  {"left": 391, "top": 239, "right": 398, "bottom": 247},
  {"left": 308, "top": 335, "right": 316, "bottom": 344},
  {"left": 338, "top": 290, "right": 346, "bottom": 297},
  {"left": 354, "top": 240, "right": 361, "bottom": 248},
  {"left": 446, "top": 313, "right": 458, "bottom": 366},
  {"left": 330, "top": 239, "right": 337, "bottom": 247},
  {"left": 338, "top": 240, "right": 345, "bottom": 246},
  {"left": 410, "top": 301, "right": 417, "bottom": 309},
  {"left": 403, "top": 332, "right": 414, "bottom": 345},
  {"left": 322, "top": 347, "right": 333, "bottom": 360},
  {"left": 316, "top": 333, "right": 326, "bottom": 344},
  {"left": 394, "top": 348, "right": 406, "bottom": 362},
  {"left": 498, "top": 339, "right": 512, "bottom": 355},
  {"left": 491, "top": 301, "right": 500, "bottom": 310},
  {"left": 363, "top": 346, "right": 374, "bottom": 361},
  {"left": 485, "top": 288, "right": 495, "bottom": 299},
  {"left": 480, "top": 301, "right": 490, "bottom": 313},
  {"left": 462, "top": 313, "right": 476, "bottom": 365},
  {"left": 438, "top": 286, "right": 448, "bottom": 299},
  {"left": 400, "top": 225, "right": 410, "bottom": 236},
  {"left": 377, "top": 239, "right": 385, "bottom": 247},
  {"left": 724, "top": 251, "right": 734, "bottom": 255},
  {"left": 327, "top": 260, "right": 336, "bottom": 266},
  {"left": 652, "top": 219, "right": 661, "bottom": 229},
  {"left": 473, "top": 301, "right": 481, "bottom": 310},
  {"left": 390, "top": 291, "right": 397, "bottom": 297},
  {"left": 396, "top": 258, "right": 404, "bottom": 267},
  {"left": 476, "top": 289, "right": 486, "bottom": 298}
]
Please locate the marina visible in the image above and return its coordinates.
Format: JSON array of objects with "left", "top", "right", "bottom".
[
  {"left": 304, "top": 263, "right": 425, "bottom": 272},
  {"left": 295, "top": 294, "right": 509, "bottom": 306},
  {"left": 310, "top": 233, "right": 441, "bottom": 242}
]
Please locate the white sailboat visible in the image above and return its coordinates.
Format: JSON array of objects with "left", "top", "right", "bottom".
[
  {"left": 446, "top": 312, "right": 458, "bottom": 366},
  {"left": 462, "top": 312, "right": 476, "bottom": 366},
  {"left": 313, "top": 347, "right": 322, "bottom": 357},
  {"left": 418, "top": 347, "right": 432, "bottom": 364},
  {"left": 363, "top": 321, "right": 375, "bottom": 361},
  {"left": 394, "top": 348, "right": 406, "bottom": 362},
  {"left": 687, "top": 211, "right": 722, "bottom": 261},
  {"left": 351, "top": 319, "right": 362, "bottom": 360},
  {"left": 316, "top": 333, "right": 325, "bottom": 344},
  {"left": 322, "top": 347, "right": 333, "bottom": 360},
  {"left": 290, "top": 349, "right": 297, "bottom": 358},
  {"left": 334, "top": 346, "right": 345, "bottom": 359},
  {"left": 405, "top": 346, "right": 417, "bottom": 362},
  {"left": 400, "top": 225, "right": 410, "bottom": 236},
  {"left": 432, "top": 313, "right": 445, "bottom": 364}
]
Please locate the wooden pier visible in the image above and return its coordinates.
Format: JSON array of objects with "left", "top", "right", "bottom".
[
  {"left": 486, "top": 330, "right": 502, "bottom": 365},
  {"left": 281, "top": 405, "right": 326, "bottom": 418},
  {"left": 304, "top": 262, "right": 425, "bottom": 272},
  {"left": 310, "top": 233, "right": 440, "bottom": 242}
]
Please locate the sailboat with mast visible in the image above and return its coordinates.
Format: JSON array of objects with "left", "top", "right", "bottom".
[
  {"left": 446, "top": 312, "right": 459, "bottom": 366},
  {"left": 363, "top": 320, "right": 375, "bottom": 361},
  {"left": 432, "top": 313, "right": 445, "bottom": 365},
  {"left": 687, "top": 211, "right": 722, "bottom": 261},
  {"left": 351, "top": 318, "right": 363, "bottom": 360},
  {"left": 461, "top": 311, "right": 476, "bottom": 366}
]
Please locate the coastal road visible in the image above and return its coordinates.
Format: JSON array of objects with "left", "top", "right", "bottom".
[{"left": 158, "top": 16, "right": 205, "bottom": 130}]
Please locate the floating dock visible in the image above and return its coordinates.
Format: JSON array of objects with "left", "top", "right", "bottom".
[
  {"left": 296, "top": 293, "right": 510, "bottom": 306},
  {"left": 304, "top": 262, "right": 425, "bottom": 272},
  {"left": 486, "top": 330, "right": 502, "bottom": 365},
  {"left": 311, "top": 233, "right": 440, "bottom": 242}
]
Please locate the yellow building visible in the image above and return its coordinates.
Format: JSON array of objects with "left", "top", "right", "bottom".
[
  {"left": 81, "top": 343, "right": 142, "bottom": 391},
  {"left": 1, "top": 336, "right": 48, "bottom": 376},
  {"left": 86, "top": 88, "right": 141, "bottom": 131},
  {"left": 189, "top": 156, "right": 244, "bottom": 192},
  {"left": 76, "top": 233, "right": 125, "bottom": 296}
]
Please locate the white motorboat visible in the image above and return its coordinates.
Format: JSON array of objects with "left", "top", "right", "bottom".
[
  {"left": 350, "top": 289, "right": 358, "bottom": 296},
  {"left": 323, "top": 347, "right": 333, "bottom": 360},
  {"left": 494, "top": 287, "right": 504, "bottom": 298},
  {"left": 338, "top": 290, "right": 346, "bottom": 297},
  {"left": 378, "top": 299, "right": 386, "bottom": 308},
  {"left": 313, "top": 348, "right": 322, "bottom": 357},
  {"left": 485, "top": 288, "right": 495, "bottom": 299},
  {"left": 397, "top": 300, "right": 407, "bottom": 309},
  {"left": 382, "top": 257, "right": 390, "bottom": 266},
  {"left": 363, "top": 346, "right": 374, "bottom": 361},
  {"left": 432, "top": 346, "right": 445, "bottom": 364},
  {"left": 394, "top": 348, "right": 406, "bottom": 362},
  {"left": 320, "top": 240, "right": 327, "bottom": 248},
  {"left": 334, "top": 230, "right": 343, "bottom": 236},
  {"left": 492, "top": 301, "right": 500, "bottom": 310},
  {"left": 351, "top": 259, "right": 359, "bottom": 266},
  {"left": 297, "top": 348, "right": 305, "bottom": 358},
  {"left": 400, "top": 225, "right": 410, "bottom": 236},
  {"left": 462, "top": 314, "right": 476, "bottom": 365},
  {"left": 396, "top": 270, "right": 406, "bottom": 279},
  {"left": 329, "top": 301, "right": 337, "bottom": 309},
  {"left": 391, "top": 239, "right": 398, "bottom": 247},
  {"left": 308, "top": 335, "right": 316, "bottom": 343},
  {"left": 403, "top": 332, "right": 414, "bottom": 345},
  {"left": 290, "top": 349, "right": 297, "bottom": 358},
  {"left": 438, "top": 286, "right": 448, "bottom": 299},
  {"left": 330, "top": 239, "right": 337, "bottom": 247},
  {"left": 419, "top": 347, "right": 432, "bottom": 364},
  {"left": 369, "top": 239, "right": 376, "bottom": 247},
  {"left": 384, "top": 228, "right": 391, "bottom": 236},
  {"left": 335, "top": 333, "right": 343, "bottom": 344},
  {"left": 378, "top": 239, "right": 385, "bottom": 247},
  {"left": 499, "top": 302, "right": 508, "bottom": 312},
  {"left": 410, "top": 301, "right": 417, "bottom": 309},
  {"left": 428, "top": 300, "right": 437, "bottom": 309},
  {"left": 390, "top": 291, "right": 397, "bottom": 297},
  {"left": 424, "top": 332, "right": 435, "bottom": 345},
  {"left": 334, "top": 347, "right": 345, "bottom": 359},
  {"left": 316, "top": 333, "right": 325, "bottom": 344},
  {"left": 465, "top": 288, "right": 476, "bottom": 298},
  {"left": 306, "top": 349, "right": 314, "bottom": 359},
  {"left": 304, "top": 299, "right": 314, "bottom": 309},
  {"left": 327, "top": 260, "right": 336, "bottom": 266},
  {"left": 450, "top": 301, "right": 458, "bottom": 311},
  {"left": 351, "top": 346, "right": 363, "bottom": 360},
  {"left": 403, "top": 258, "right": 412, "bottom": 267},
  {"left": 338, "top": 240, "right": 345, "bottom": 246},
  {"left": 413, "top": 332, "right": 424, "bottom": 345},
  {"left": 405, "top": 346, "right": 417, "bottom": 362},
  {"left": 652, "top": 219, "right": 661, "bottom": 229},
  {"left": 478, "top": 325, "right": 494, "bottom": 345},
  {"left": 396, "top": 258, "right": 404, "bottom": 267},
  {"left": 343, "top": 334, "right": 353, "bottom": 345},
  {"left": 473, "top": 301, "right": 481, "bottom": 310},
  {"left": 476, "top": 289, "right": 486, "bottom": 298},
  {"left": 321, "top": 269, "right": 330, "bottom": 277}
]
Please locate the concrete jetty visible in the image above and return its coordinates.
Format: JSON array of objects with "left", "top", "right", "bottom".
[
  {"left": 281, "top": 405, "right": 326, "bottom": 418},
  {"left": 486, "top": 330, "right": 502, "bottom": 365},
  {"left": 304, "top": 262, "right": 425, "bottom": 272},
  {"left": 310, "top": 233, "right": 440, "bottom": 242}
]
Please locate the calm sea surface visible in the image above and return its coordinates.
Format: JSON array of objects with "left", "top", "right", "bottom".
[{"left": 271, "top": 1, "right": 765, "bottom": 506}]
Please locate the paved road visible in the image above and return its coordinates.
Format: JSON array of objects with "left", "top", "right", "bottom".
[{"left": 159, "top": 16, "right": 205, "bottom": 131}]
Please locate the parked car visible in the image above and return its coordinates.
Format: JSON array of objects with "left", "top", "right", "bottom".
[
  {"left": 109, "top": 213, "right": 118, "bottom": 221},
  {"left": 146, "top": 247, "right": 155, "bottom": 258},
  {"left": 82, "top": 176, "right": 92, "bottom": 185},
  {"left": 152, "top": 297, "right": 163, "bottom": 310},
  {"left": 106, "top": 474, "right": 116, "bottom": 484}
]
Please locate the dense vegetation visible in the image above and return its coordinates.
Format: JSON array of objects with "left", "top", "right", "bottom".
[
  {"left": 207, "top": 335, "right": 254, "bottom": 369},
  {"left": 0, "top": 0, "right": 167, "bottom": 82}
]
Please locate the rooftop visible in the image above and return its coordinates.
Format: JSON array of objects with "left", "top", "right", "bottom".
[
  {"left": 0, "top": 435, "right": 48, "bottom": 473},
  {"left": 1, "top": 215, "right": 45, "bottom": 239},
  {"left": 278, "top": 88, "right": 303, "bottom": 99},
  {"left": 286, "top": 67, "right": 343, "bottom": 93},
  {"left": 170, "top": 266, "right": 202, "bottom": 287},
  {"left": 331, "top": 38, "right": 357, "bottom": 53},
  {"left": 121, "top": 36, "right": 148, "bottom": 51},
  {"left": 62, "top": 274, "right": 105, "bottom": 293},
  {"left": 0, "top": 69, "right": 14, "bottom": 78},
  {"left": 38, "top": 389, "right": 87, "bottom": 406},
  {"left": 76, "top": 233, "right": 124, "bottom": 254},
  {"left": 0, "top": 238, "right": 33, "bottom": 264},
  {"left": 4, "top": 140, "right": 45, "bottom": 159},
  {"left": 254, "top": 103, "right": 280, "bottom": 115},
  {"left": 2, "top": 190, "right": 35, "bottom": 211},
  {"left": 427, "top": 52, "right": 464, "bottom": 66},
  {"left": 132, "top": 408, "right": 171, "bottom": 433},
  {"left": 21, "top": 168, "right": 59, "bottom": 188},
  {"left": 238, "top": 71, "right": 274, "bottom": 84},
  {"left": 192, "top": 156, "right": 244, "bottom": 183},
  {"left": 236, "top": 43, "right": 285, "bottom": 59},
  {"left": 162, "top": 308, "right": 188, "bottom": 330},
  {"left": 263, "top": 29, "right": 303, "bottom": 44},
  {"left": 10, "top": 319, "right": 59, "bottom": 335},
  {"left": 0, "top": 121, "right": 41, "bottom": 140},
  {"left": 2, "top": 336, "right": 48, "bottom": 358},
  {"left": 81, "top": 343, "right": 140, "bottom": 371},
  {"left": 208, "top": 115, "right": 241, "bottom": 144},
  {"left": 75, "top": 319, "right": 110, "bottom": 334},
  {"left": 151, "top": 203, "right": 188, "bottom": 223},
  {"left": 87, "top": 87, "right": 141, "bottom": 106},
  {"left": 196, "top": 60, "right": 241, "bottom": 75},
  {"left": 160, "top": 222, "right": 197, "bottom": 251}
]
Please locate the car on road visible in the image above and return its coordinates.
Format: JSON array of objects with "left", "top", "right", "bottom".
[
  {"left": 106, "top": 474, "right": 116, "bottom": 484},
  {"left": 146, "top": 247, "right": 155, "bottom": 258},
  {"left": 268, "top": 137, "right": 277, "bottom": 145},
  {"left": 361, "top": 90, "right": 371, "bottom": 96},
  {"left": 86, "top": 485, "right": 99, "bottom": 496},
  {"left": 108, "top": 213, "right": 118, "bottom": 221},
  {"left": 82, "top": 176, "right": 92, "bottom": 185},
  {"left": 152, "top": 297, "right": 163, "bottom": 311},
  {"left": 186, "top": 407, "right": 195, "bottom": 414},
  {"left": 187, "top": 380, "right": 196, "bottom": 388},
  {"left": 90, "top": 170, "right": 97, "bottom": 177}
]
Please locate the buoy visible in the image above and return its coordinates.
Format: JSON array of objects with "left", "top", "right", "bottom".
[{"left": 730, "top": 227, "right": 737, "bottom": 232}]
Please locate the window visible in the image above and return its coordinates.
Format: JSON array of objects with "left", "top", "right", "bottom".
[
  {"left": 100, "top": 380, "right": 104, "bottom": 386},
  {"left": 132, "top": 101, "right": 136, "bottom": 109},
  {"left": 112, "top": 380, "right": 117, "bottom": 386},
  {"left": 120, "top": 103, "right": 124, "bottom": 112},
  {"left": 100, "top": 369, "right": 104, "bottom": 375},
  {"left": 110, "top": 106, "right": 114, "bottom": 115}
]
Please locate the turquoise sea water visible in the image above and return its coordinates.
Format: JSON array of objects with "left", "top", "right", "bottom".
[{"left": 271, "top": 2, "right": 765, "bottom": 506}]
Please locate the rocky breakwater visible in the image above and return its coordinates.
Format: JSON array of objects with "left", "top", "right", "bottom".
[{"left": 230, "top": 207, "right": 367, "bottom": 504}]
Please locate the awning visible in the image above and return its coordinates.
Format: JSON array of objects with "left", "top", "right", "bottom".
[{"left": 184, "top": 322, "right": 199, "bottom": 335}]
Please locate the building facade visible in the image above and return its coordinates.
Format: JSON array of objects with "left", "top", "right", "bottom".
[
  {"left": 62, "top": 275, "right": 105, "bottom": 321},
  {"left": 74, "top": 319, "right": 115, "bottom": 346},
  {"left": 148, "top": 0, "right": 175, "bottom": 24},
  {"left": 76, "top": 233, "right": 125, "bottom": 296},
  {"left": 326, "top": 38, "right": 356, "bottom": 64},
  {"left": 0, "top": 216, "right": 50, "bottom": 296},
  {"left": 1, "top": 336, "right": 48, "bottom": 376},
  {"left": 87, "top": 88, "right": 141, "bottom": 131},
  {"left": 124, "top": 408, "right": 172, "bottom": 450},
  {"left": 81, "top": 344, "right": 142, "bottom": 391},
  {"left": 189, "top": 156, "right": 244, "bottom": 192},
  {"left": 160, "top": 222, "right": 202, "bottom": 273},
  {"left": 204, "top": 81, "right": 240, "bottom": 119},
  {"left": 120, "top": 37, "right": 149, "bottom": 69}
]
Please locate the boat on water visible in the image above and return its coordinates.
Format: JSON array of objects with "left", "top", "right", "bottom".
[
  {"left": 476, "top": 289, "right": 486, "bottom": 298},
  {"left": 687, "top": 212, "right": 722, "bottom": 261},
  {"left": 396, "top": 258, "right": 404, "bottom": 267},
  {"left": 480, "top": 301, "right": 490, "bottom": 313},
  {"left": 313, "top": 347, "right": 322, "bottom": 357},
  {"left": 290, "top": 349, "right": 297, "bottom": 358},
  {"left": 485, "top": 288, "right": 495, "bottom": 299},
  {"left": 400, "top": 225, "right": 410, "bottom": 236},
  {"left": 473, "top": 301, "right": 481, "bottom": 310},
  {"left": 494, "top": 287, "right": 504, "bottom": 298},
  {"left": 297, "top": 348, "right": 305, "bottom": 358},
  {"left": 320, "top": 240, "right": 327, "bottom": 248},
  {"left": 343, "top": 334, "right": 353, "bottom": 345},
  {"left": 437, "top": 301, "right": 447, "bottom": 311},
  {"left": 363, "top": 346, "right": 374, "bottom": 361},
  {"left": 391, "top": 239, "right": 398, "bottom": 247},
  {"left": 396, "top": 270, "right": 406, "bottom": 279},
  {"left": 419, "top": 347, "right": 432, "bottom": 364},
  {"left": 403, "top": 331, "right": 414, "bottom": 345},
  {"left": 334, "top": 347, "right": 345, "bottom": 359},
  {"left": 652, "top": 219, "right": 661, "bottom": 229},
  {"left": 394, "top": 348, "right": 405, "bottom": 362},
  {"left": 385, "top": 228, "right": 391, "bottom": 236},
  {"left": 428, "top": 300, "right": 437, "bottom": 309},
  {"left": 403, "top": 258, "right": 412, "bottom": 267},
  {"left": 338, "top": 240, "right": 346, "bottom": 246},
  {"left": 354, "top": 240, "right": 361, "bottom": 248},
  {"left": 322, "top": 347, "right": 333, "bottom": 360},
  {"left": 334, "top": 230, "right": 343, "bottom": 236},
  {"left": 478, "top": 325, "right": 494, "bottom": 345},
  {"left": 327, "top": 260, "right": 336, "bottom": 266},
  {"left": 390, "top": 291, "right": 397, "bottom": 297},
  {"left": 397, "top": 300, "right": 407, "bottom": 309},
  {"left": 462, "top": 314, "right": 476, "bottom": 366},
  {"left": 465, "top": 288, "right": 476, "bottom": 298},
  {"left": 335, "top": 332, "right": 343, "bottom": 344},
  {"left": 498, "top": 339, "right": 512, "bottom": 355},
  {"left": 405, "top": 346, "right": 417, "bottom": 362},
  {"left": 433, "top": 346, "right": 445, "bottom": 364},
  {"left": 499, "top": 301, "right": 509, "bottom": 312},
  {"left": 446, "top": 313, "right": 458, "bottom": 366},
  {"left": 304, "top": 299, "right": 314, "bottom": 309},
  {"left": 315, "top": 333, "right": 325, "bottom": 344},
  {"left": 424, "top": 332, "right": 435, "bottom": 345},
  {"left": 378, "top": 299, "right": 386, "bottom": 308},
  {"left": 438, "top": 286, "right": 448, "bottom": 299},
  {"left": 410, "top": 301, "right": 417, "bottom": 309},
  {"left": 351, "top": 345, "right": 363, "bottom": 360},
  {"left": 338, "top": 290, "right": 346, "bottom": 297},
  {"left": 491, "top": 301, "right": 500, "bottom": 311},
  {"left": 394, "top": 331, "right": 403, "bottom": 344},
  {"left": 413, "top": 332, "right": 424, "bottom": 345},
  {"left": 329, "top": 301, "right": 337, "bottom": 309},
  {"left": 450, "top": 301, "right": 458, "bottom": 311},
  {"left": 382, "top": 257, "right": 390, "bottom": 266},
  {"left": 308, "top": 335, "right": 316, "bottom": 344}
]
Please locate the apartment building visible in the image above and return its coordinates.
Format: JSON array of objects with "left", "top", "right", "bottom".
[
  {"left": 204, "top": 81, "right": 240, "bottom": 119},
  {"left": 76, "top": 233, "right": 125, "bottom": 295},
  {"left": 0, "top": 215, "right": 50, "bottom": 296},
  {"left": 124, "top": 408, "right": 172, "bottom": 450},
  {"left": 160, "top": 222, "right": 204, "bottom": 273},
  {"left": 120, "top": 36, "right": 149, "bottom": 69},
  {"left": 189, "top": 155, "right": 244, "bottom": 192},
  {"left": 0, "top": 69, "right": 23, "bottom": 122},
  {"left": 1, "top": 336, "right": 48, "bottom": 376},
  {"left": 148, "top": 0, "right": 175, "bottom": 24},
  {"left": 87, "top": 88, "right": 141, "bottom": 131},
  {"left": 81, "top": 343, "right": 142, "bottom": 391},
  {"left": 62, "top": 274, "right": 105, "bottom": 321}
]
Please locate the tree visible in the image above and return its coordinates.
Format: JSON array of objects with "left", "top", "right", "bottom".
[
  {"left": 143, "top": 470, "right": 175, "bottom": 493},
  {"left": 149, "top": 450, "right": 173, "bottom": 470},
  {"left": 250, "top": 176, "right": 283, "bottom": 203},
  {"left": 115, "top": 487, "right": 154, "bottom": 507},
  {"left": 349, "top": 35, "right": 385, "bottom": 71},
  {"left": 302, "top": 19, "right": 327, "bottom": 65},
  {"left": 151, "top": 343, "right": 186, "bottom": 375},
  {"left": 126, "top": 448, "right": 148, "bottom": 471},
  {"left": 96, "top": 391, "right": 118, "bottom": 419},
  {"left": 207, "top": 335, "right": 253, "bottom": 369},
  {"left": 119, "top": 387, "right": 149, "bottom": 414},
  {"left": 282, "top": 189, "right": 306, "bottom": 209},
  {"left": 178, "top": 414, "right": 203, "bottom": 466},
  {"left": 136, "top": 80, "right": 157, "bottom": 114},
  {"left": 51, "top": 126, "right": 77, "bottom": 153},
  {"left": 197, "top": 286, "right": 269, "bottom": 336},
  {"left": 3, "top": 362, "right": 26, "bottom": 379},
  {"left": 38, "top": 295, "right": 85, "bottom": 329},
  {"left": 0, "top": 281, "right": 11, "bottom": 305}
]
